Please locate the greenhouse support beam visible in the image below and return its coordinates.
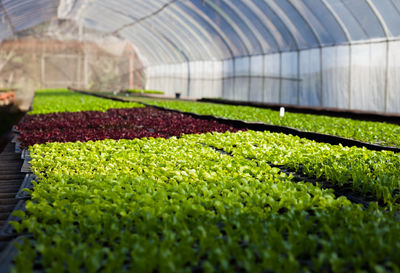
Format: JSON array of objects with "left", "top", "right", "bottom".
[
  {"left": 144, "top": 21, "right": 197, "bottom": 63},
  {"left": 261, "top": 55, "right": 265, "bottom": 103},
  {"left": 41, "top": 55, "right": 45, "bottom": 88},
  {"left": 319, "top": 48, "right": 323, "bottom": 107},
  {"left": 129, "top": 53, "right": 134, "bottom": 89},
  {"left": 245, "top": 1, "right": 281, "bottom": 50},
  {"left": 215, "top": 36, "right": 400, "bottom": 63},
  {"left": 203, "top": 0, "right": 251, "bottom": 56},
  {"left": 102, "top": 1, "right": 187, "bottom": 64},
  {"left": 202, "top": 0, "right": 253, "bottom": 101},
  {"left": 287, "top": 0, "right": 323, "bottom": 106},
  {"left": 340, "top": 1, "right": 368, "bottom": 38},
  {"left": 77, "top": 54, "right": 82, "bottom": 89},
  {"left": 321, "top": 0, "right": 353, "bottom": 110},
  {"left": 82, "top": 42, "right": 89, "bottom": 89},
  {"left": 165, "top": 5, "right": 218, "bottom": 60},
  {"left": 348, "top": 45, "right": 353, "bottom": 110},
  {"left": 359, "top": 2, "right": 388, "bottom": 112},
  {"left": 104, "top": 2, "right": 217, "bottom": 60},
  {"left": 365, "top": 0, "right": 390, "bottom": 112},
  {"left": 178, "top": 2, "right": 236, "bottom": 98},
  {"left": 365, "top": 0, "right": 390, "bottom": 38},
  {"left": 247, "top": 56, "right": 251, "bottom": 101},
  {"left": 279, "top": 52, "right": 282, "bottom": 104},
  {"left": 220, "top": 1, "right": 266, "bottom": 101},
  {"left": 224, "top": 1, "right": 265, "bottom": 54},
  {"left": 143, "top": 12, "right": 204, "bottom": 61},
  {"left": 262, "top": 1, "right": 300, "bottom": 105},
  {"left": 296, "top": 52, "right": 300, "bottom": 105},
  {"left": 110, "top": 0, "right": 179, "bottom": 35},
  {"left": 184, "top": 2, "right": 235, "bottom": 58},
  {"left": 321, "top": 0, "right": 352, "bottom": 42},
  {"left": 142, "top": 27, "right": 190, "bottom": 83},
  {"left": 0, "top": 0, "right": 15, "bottom": 35},
  {"left": 232, "top": 57, "right": 236, "bottom": 100},
  {"left": 186, "top": 61, "right": 191, "bottom": 97},
  {"left": 384, "top": 41, "right": 390, "bottom": 112},
  {"left": 265, "top": 1, "right": 303, "bottom": 50},
  {"left": 220, "top": 75, "right": 300, "bottom": 82},
  {"left": 221, "top": 61, "right": 225, "bottom": 99}
]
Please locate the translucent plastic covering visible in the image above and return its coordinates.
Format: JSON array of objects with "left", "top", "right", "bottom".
[{"left": 0, "top": 0, "right": 399, "bottom": 113}]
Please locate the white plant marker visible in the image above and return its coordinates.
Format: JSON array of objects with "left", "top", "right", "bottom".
[{"left": 280, "top": 107, "right": 285, "bottom": 117}]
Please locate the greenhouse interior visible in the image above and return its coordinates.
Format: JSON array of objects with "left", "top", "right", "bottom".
[{"left": 0, "top": 0, "right": 400, "bottom": 272}]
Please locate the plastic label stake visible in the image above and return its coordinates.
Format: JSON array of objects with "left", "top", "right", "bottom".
[{"left": 280, "top": 107, "right": 285, "bottom": 117}]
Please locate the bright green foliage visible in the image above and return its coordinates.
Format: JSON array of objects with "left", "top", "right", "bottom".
[
  {"left": 12, "top": 133, "right": 400, "bottom": 272},
  {"left": 137, "top": 98, "right": 400, "bottom": 148},
  {"left": 192, "top": 131, "right": 400, "bottom": 208},
  {"left": 126, "top": 89, "right": 164, "bottom": 94},
  {"left": 29, "top": 89, "right": 142, "bottom": 115}
]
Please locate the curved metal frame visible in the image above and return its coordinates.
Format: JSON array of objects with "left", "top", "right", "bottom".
[
  {"left": 365, "top": 0, "right": 390, "bottom": 112},
  {"left": 320, "top": 0, "right": 352, "bottom": 109},
  {"left": 173, "top": 2, "right": 233, "bottom": 59},
  {"left": 0, "top": 0, "right": 399, "bottom": 112},
  {"left": 95, "top": 1, "right": 196, "bottom": 63},
  {"left": 127, "top": 24, "right": 184, "bottom": 65},
  {"left": 135, "top": 1, "right": 212, "bottom": 61},
  {"left": 1, "top": 0, "right": 399, "bottom": 57},
  {"left": 216, "top": 0, "right": 263, "bottom": 100},
  {"left": 286, "top": 0, "right": 323, "bottom": 106},
  {"left": 244, "top": 1, "right": 285, "bottom": 52},
  {"left": 163, "top": 4, "right": 222, "bottom": 60}
]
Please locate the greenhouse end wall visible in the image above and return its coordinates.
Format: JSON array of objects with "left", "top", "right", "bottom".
[{"left": 146, "top": 39, "right": 400, "bottom": 114}]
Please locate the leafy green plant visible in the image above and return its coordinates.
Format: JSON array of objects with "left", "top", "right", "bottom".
[
  {"left": 193, "top": 131, "right": 400, "bottom": 207},
  {"left": 135, "top": 98, "right": 400, "bottom": 148},
  {"left": 29, "top": 89, "right": 142, "bottom": 115},
  {"left": 10, "top": 134, "right": 400, "bottom": 272},
  {"left": 126, "top": 89, "right": 164, "bottom": 94}
]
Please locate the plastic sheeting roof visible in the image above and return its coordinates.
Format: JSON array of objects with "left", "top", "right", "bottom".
[{"left": 1, "top": 0, "right": 400, "bottom": 65}]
